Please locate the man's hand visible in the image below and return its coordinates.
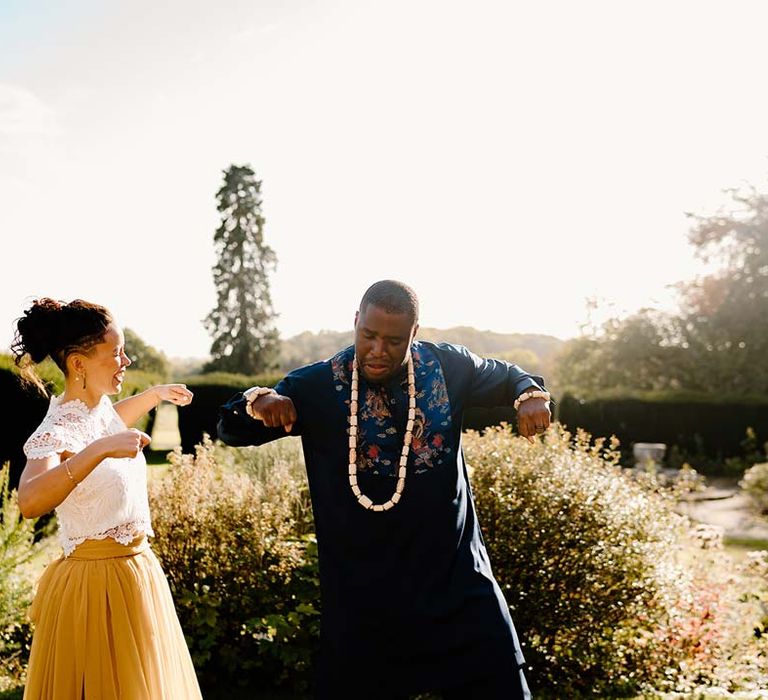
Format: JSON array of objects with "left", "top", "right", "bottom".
[
  {"left": 246, "top": 393, "right": 297, "bottom": 433},
  {"left": 516, "top": 397, "right": 551, "bottom": 443}
]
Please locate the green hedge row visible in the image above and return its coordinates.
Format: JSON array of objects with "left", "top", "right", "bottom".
[
  {"left": 0, "top": 370, "right": 50, "bottom": 490},
  {"left": 463, "top": 406, "right": 519, "bottom": 432},
  {"left": 173, "top": 378, "right": 764, "bottom": 468},
  {"left": 557, "top": 392, "right": 768, "bottom": 461},
  {"left": 177, "top": 372, "right": 284, "bottom": 453}
]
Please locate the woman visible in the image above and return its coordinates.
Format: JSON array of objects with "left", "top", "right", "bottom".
[{"left": 12, "top": 297, "right": 202, "bottom": 700}]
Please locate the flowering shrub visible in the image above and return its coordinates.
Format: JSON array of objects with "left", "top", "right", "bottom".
[
  {"left": 740, "top": 462, "right": 768, "bottom": 514},
  {"left": 148, "top": 438, "right": 320, "bottom": 696},
  {"left": 212, "top": 436, "right": 314, "bottom": 535},
  {"left": 0, "top": 463, "right": 36, "bottom": 692},
  {"left": 466, "top": 425, "right": 740, "bottom": 697}
]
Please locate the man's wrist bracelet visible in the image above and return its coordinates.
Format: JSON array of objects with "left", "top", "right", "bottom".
[
  {"left": 244, "top": 386, "right": 276, "bottom": 419},
  {"left": 513, "top": 390, "right": 551, "bottom": 411}
]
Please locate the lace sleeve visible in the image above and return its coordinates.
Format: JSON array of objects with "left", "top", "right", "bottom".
[
  {"left": 23, "top": 404, "right": 89, "bottom": 460},
  {"left": 23, "top": 425, "right": 72, "bottom": 460}
]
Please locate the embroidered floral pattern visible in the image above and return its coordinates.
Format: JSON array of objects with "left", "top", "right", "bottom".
[{"left": 331, "top": 343, "right": 453, "bottom": 477}]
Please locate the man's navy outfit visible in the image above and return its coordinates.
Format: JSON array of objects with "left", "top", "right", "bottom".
[{"left": 218, "top": 341, "right": 542, "bottom": 699}]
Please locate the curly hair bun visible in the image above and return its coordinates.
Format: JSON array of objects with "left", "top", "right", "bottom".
[
  {"left": 12, "top": 298, "right": 66, "bottom": 364},
  {"left": 12, "top": 298, "right": 113, "bottom": 369}
]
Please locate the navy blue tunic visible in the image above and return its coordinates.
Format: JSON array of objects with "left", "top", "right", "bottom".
[{"left": 218, "top": 341, "right": 543, "bottom": 695}]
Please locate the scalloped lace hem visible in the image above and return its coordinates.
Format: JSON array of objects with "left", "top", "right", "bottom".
[{"left": 61, "top": 521, "right": 154, "bottom": 557}]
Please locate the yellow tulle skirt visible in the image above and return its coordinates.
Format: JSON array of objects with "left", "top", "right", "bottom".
[{"left": 24, "top": 535, "right": 202, "bottom": 700}]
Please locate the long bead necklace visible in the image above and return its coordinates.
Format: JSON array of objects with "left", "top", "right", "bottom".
[{"left": 348, "top": 354, "right": 416, "bottom": 511}]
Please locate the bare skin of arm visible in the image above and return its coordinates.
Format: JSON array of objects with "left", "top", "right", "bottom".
[{"left": 114, "top": 384, "right": 193, "bottom": 427}]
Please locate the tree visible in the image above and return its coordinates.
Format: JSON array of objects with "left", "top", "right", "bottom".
[
  {"left": 124, "top": 328, "right": 170, "bottom": 377},
  {"left": 678, "top": 184, "right": 768, "bottom": 392},
  {"left": 553, "top": 309, "right": 688, "bottom": 395},
  {"left": 204, "top": 165, "right": 280, "bottom": 374},
  {"left": 554, "top": 180, "right": 768, "bottom": 396}
]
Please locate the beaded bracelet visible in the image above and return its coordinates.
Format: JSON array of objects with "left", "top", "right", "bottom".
[
  {"left": 513, "top": 390, "right": 551, "bottom": 411},
  {"left": 244, "top": 386, "right": 277, "bottom": 420}
]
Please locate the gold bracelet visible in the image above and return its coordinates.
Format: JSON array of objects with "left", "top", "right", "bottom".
[{"left": 63, "top": 460, "right": 79, "bottom": 486}]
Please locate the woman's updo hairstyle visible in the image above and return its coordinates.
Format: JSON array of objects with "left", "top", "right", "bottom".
[{"left": 12, "top": 298, "right": 114, "bottom": 378}]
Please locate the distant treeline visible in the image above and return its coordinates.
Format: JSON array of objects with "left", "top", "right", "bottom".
[{"left": 279, "top": 327, "right": 563, "bottom": 375}]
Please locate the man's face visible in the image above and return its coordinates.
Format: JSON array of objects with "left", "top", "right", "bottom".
[{"left": 354, "top": 304, "right": 418, "bottom": 384}]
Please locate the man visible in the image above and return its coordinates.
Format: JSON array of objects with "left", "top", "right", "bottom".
[{"left": 218, "top": 280, "right": 550, "bottom": 699}]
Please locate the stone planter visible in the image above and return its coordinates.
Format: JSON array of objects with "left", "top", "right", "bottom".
[{"left": 633, "top": 442, "right": 667, "bottom": 471}]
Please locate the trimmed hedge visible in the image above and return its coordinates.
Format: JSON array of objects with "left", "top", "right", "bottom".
[
  {"left": 178, "top": 374, "right": 768, "bottom": 468},
  {"left": 0, "top": 371, "right": 49, "bottom": 491},
  {"left": 177, "top": 372, "right": 284, "bottom": 453},
  {"left": 463, "top": 405, "right": 519, "bottom": 432},
  {"left": 557, "top": 392, "right": 768, "bottom": 462}
]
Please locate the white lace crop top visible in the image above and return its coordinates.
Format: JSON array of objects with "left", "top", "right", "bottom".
[{"left": 23, "top": 395, "right": 154, "bottom": 557}]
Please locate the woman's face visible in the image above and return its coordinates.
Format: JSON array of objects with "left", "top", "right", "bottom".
[{"left": 76, "top": 324, "right": 132, "bottom": 396}]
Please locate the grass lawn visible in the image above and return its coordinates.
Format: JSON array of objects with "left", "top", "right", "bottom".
[
  {"left": 725, "top": 535, "right": 768, "bottom": 550},
  {"left": 724, "top": 535, "right": 768, "bottom": 565},
  {"left": 144, "top": 402, "right": 183, "bottom": 478},
  {"left": 150, "top": 402, "right": 182, "bottom": 451}
]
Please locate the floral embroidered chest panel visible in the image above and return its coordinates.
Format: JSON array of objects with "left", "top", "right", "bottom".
[{"left": 330, "top": 342, "right": 454, "bottom": 477}]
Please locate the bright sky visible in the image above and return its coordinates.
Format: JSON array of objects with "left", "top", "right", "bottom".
[{"left": 2, "top": 0, "right": 767, "bottom": 358}]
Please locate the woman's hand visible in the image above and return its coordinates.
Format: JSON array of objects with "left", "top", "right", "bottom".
[
  {"left": 153, "top": 384, "right": 194, "bottom": 407},
  {"left": 98, "top": 429, "right": 151, "bottom": 459}
]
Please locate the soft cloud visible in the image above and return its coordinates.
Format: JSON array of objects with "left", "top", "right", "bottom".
[
  {"left": 230, "top": 22, "right": 280, "bottom": 42},
  {"left": 0, "top": 84, "right": 60, "bottom": 137}
]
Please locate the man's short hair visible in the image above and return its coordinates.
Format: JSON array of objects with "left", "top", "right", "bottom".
[{"left": 360, "top": 280, "right": 419, "bottom": 325}]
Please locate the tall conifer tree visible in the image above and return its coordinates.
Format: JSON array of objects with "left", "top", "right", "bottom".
[{"left": 204, "top": 164, "right": 279, "bottom": 373}]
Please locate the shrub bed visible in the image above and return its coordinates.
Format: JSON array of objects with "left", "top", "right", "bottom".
[
  {"left": 466, "top": 425, "right": 747, "bottom": 697},
  {"left": 5, "top": 426, "right": 765, "bottom": 697},
  {"left": 148, "top": 438, "right": 319, "bottom": 697}
]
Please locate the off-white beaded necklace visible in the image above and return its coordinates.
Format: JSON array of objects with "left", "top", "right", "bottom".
[{"left": 348, "top": 354, "right": 416, "bottom": 511}]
